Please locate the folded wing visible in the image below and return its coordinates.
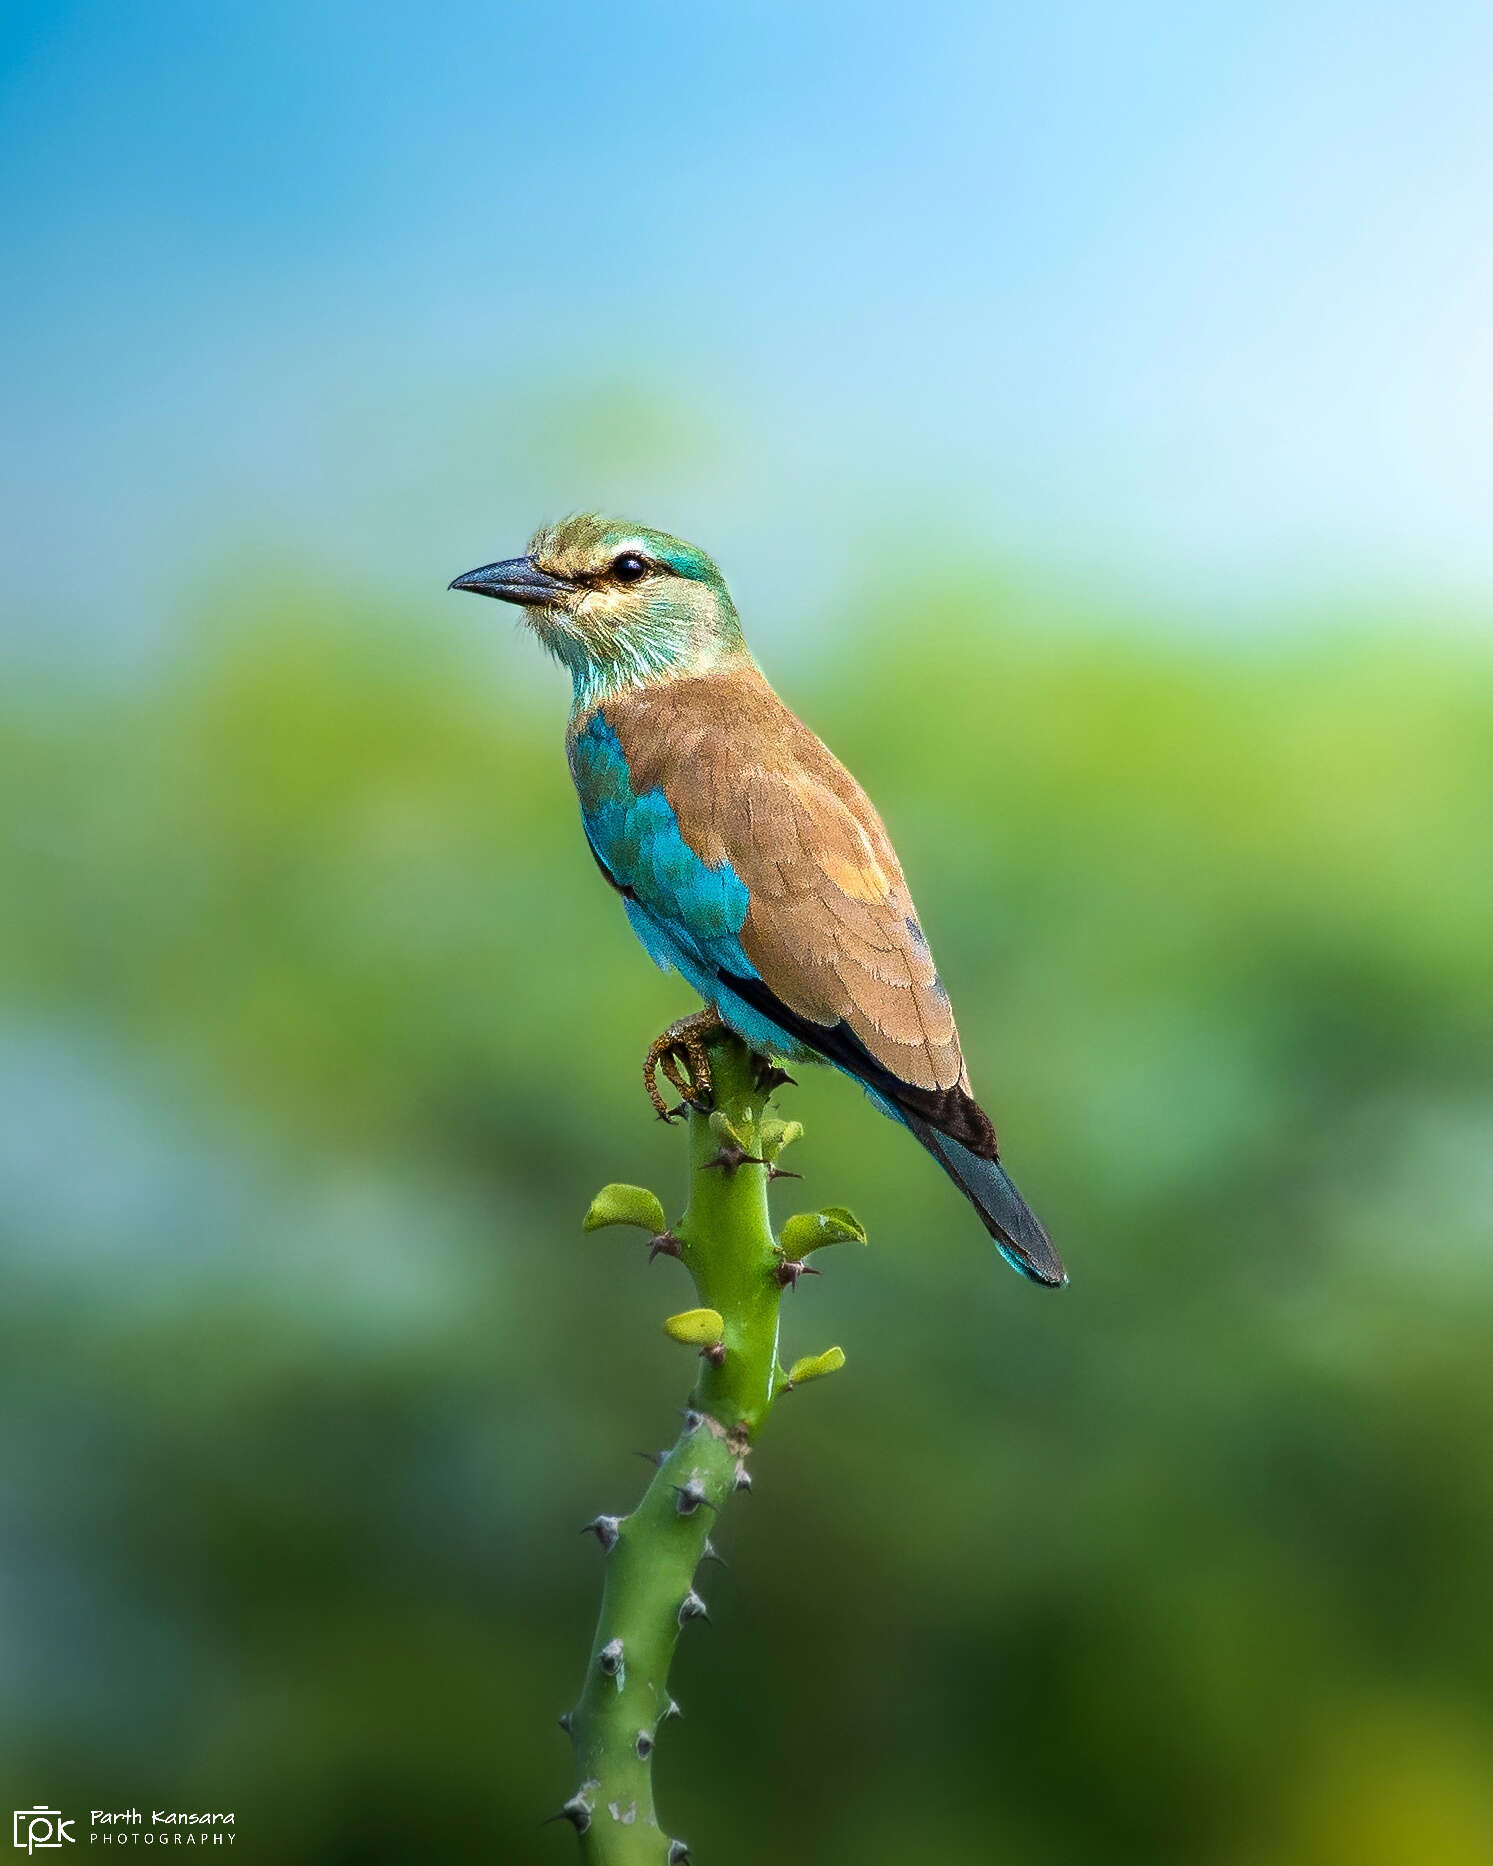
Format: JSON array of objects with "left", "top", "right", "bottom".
[
  {"left": 580, "top": 666, "right": 1064, "bottom": 1285},
  {"left": 600, "top": 665, "right": 983, "bottom": 1139}
]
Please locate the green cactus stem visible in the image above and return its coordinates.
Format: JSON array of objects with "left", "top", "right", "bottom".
[{"left": 557, "top": 1035, "right": 857, "bottom": 1863}]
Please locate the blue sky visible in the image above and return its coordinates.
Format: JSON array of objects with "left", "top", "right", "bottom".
[{"left": 5, "top": 0, "right": 1493, "bottom": 657}]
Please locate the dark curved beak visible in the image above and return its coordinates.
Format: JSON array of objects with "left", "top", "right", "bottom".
[{"left": 447, "top": 556, "right": 570, "bottom": 606}]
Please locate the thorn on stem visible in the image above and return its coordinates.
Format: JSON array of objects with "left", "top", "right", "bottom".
[
  {"left": 599, "top": 1638, "right": 625, "bottom": 1677},
  {"left": 767, "top": 1165, "right": 802, "bottom": 1180},
  {"left": 635, "top": 1730, "right": 654, "bottom": 1759},
  {"left": 635, "top": 1449, "right": 666, "bottom": 1467},
  {"left": 755, "top": 1063, "right": 797, "bottom": 1093},
  {"left": 648, "top": 1232, "right": 682, "bottom": 1263},
  {"left": 733, "top": 1464, "right": 753, "bottom": 1494},
  {"left": 702, "top": 1145, "right": 764, "bottom": 1175},
  {"left": 545, "top": 1793, "right": 592, "bottom": 1835},
  {"left": 678, "top": 1590, "right": 710, "bottom": 1626},
  {"left": 701, "top": 1340, "right": 727, "bottom": 1368},
  {"left": 701, "top": 1537, "right": 727, "bottom": 1566},
  {"left": 668, "top": 1841, "right": 692, "bottom": 1864},
  {"left": 774, "top": 1257, "right": 821, "bottom": 1289},
  {"left": 557, "top": 1710, "right": 573, "bottom": 1734},
  {"left": 673, "top": 1477, "right": 713, "bottom": 1517},
  {"left": 580, "top": 1515, "right": 622, "bottom": 1552},
  {"left": 680, "top": 1408, "right": 702, "bottom": 1431},
  {"left": 662, "top": 1698, "right": 682, "bottom": 1722}
]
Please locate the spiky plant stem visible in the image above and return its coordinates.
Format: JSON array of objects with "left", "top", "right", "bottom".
[{"left": 561, "top": 1036, "right": 841, "bottom": 1864}]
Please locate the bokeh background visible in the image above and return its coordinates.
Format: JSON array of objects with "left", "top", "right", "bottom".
[{"left": 4, "top": 4, "right": 1493, "bottom": 1862}]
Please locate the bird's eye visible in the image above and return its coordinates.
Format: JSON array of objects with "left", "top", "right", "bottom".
[{"left": 611, "top": 552, "right": 648, "bottom": 583}]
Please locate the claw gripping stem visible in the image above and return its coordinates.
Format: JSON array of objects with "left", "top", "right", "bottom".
[{"left": 563, "top": 1038, "right": 790, "bottom": 1863}]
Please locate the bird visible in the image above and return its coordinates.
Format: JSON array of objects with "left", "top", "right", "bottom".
[{"left": 449, "top": 515, "right": 1065, "bottom": 1287}]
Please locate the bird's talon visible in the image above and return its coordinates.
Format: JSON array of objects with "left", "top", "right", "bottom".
[{"left": 642, "top": 1012, "right": 728, "bottom": 1121}]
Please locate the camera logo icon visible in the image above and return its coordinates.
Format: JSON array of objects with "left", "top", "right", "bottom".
[{"left": 12, "top": 1810, "right": 74, "bottom": 1852}]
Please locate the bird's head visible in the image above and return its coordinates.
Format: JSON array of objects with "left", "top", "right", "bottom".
[{"left": 449, "top": 514, "right": 745, "bottom": 706}]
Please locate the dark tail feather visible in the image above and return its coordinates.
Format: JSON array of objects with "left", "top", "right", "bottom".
[{"left": 902, "top": 1114, "right": 1068, "bottom": 1288}]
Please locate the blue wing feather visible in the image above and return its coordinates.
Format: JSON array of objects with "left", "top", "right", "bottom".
[
  {"left": 571, "top": 713, "right": 813, "bottom": 1060},
  {"left": 571, "top": 712, "right": 756, "bottom": 980}
]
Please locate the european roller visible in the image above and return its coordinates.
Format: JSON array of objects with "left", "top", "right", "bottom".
[{"left": 450, "top": 516, "right": 1066, "bottom": 1288}]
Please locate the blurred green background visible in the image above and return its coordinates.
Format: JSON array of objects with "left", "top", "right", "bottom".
[{"left": 5, "top": 4, "right": 1493, "bottom": 1863}]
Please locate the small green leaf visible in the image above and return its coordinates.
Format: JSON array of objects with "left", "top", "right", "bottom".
[
  {"left": 664, "top": 1308, "right": 725, "bottom": 1346},
  {"left": 778, "top": 1206, "right": 868, "bottom": 1257},
  {"left": 582, "top": 1184, "right": 667, "bottom": 1235},
  {"left": 758, "top": 1117, "right": 803, "bottom": 1162},
  {"left": 785, "top": 1345, "right": 847, "bottom": 1387},
  {"left": 708, "top": 1109, "right": 748, "bottom": 1152}
]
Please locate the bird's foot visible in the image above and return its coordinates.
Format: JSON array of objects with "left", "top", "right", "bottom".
[{"left": 643, "top": 1012, "right": 729, "bottom": 1122}]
